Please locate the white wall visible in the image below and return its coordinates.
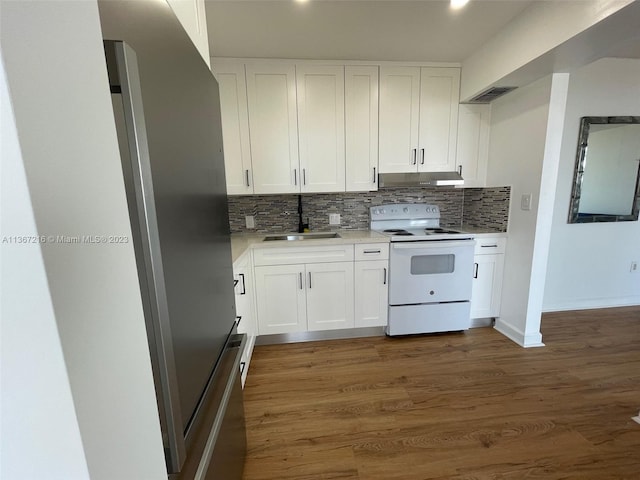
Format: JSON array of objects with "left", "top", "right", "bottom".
[
  {"left": 486, "top": 73, "right": 570, "bottom": 347},
  {"left": 1, "top": 53, "right": 90, "bottom": 480},
  {"left": 544, "top": 58, "right": 640, "bottom": 311},
  {"left": 460, "top": 0, "right": 634, "bottom": 100},
  {"left": 0, "top": 1, "right": 166, "bottom": 478}
]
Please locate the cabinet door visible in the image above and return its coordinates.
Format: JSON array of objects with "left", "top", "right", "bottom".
[
  {"left": 456, "top": 103, "right": 490, "bottom": 187},
  {"left": 379, "top": 66, "right": 420, "bottom": 173},
  {"left": 470, "top": 254, "right": 504, "bottom": 319},
  {"left": 246, "top": 63, "right": 300, "bottom": 194},
  {"left": 214, "top": 62, "right": 253, "bottom": 194},
  {"left": 254, "top": 265, "right": 306, "bottom": 334},
  {"left": 418, "top": 67, "right": 460, "bottom": 172},
  {"left": 234, "top": 261, "right": 257, "bottom": 387},
  {"left": 167, "top": 0, "right": 209, "bottom": 66},
  {"left": 296, "top": 65, "right": 345, "bottom": 193},
  {"left": 354, "top": 260, "right": 388, "bottom": 328},
  {"left": 345, "top": 66, "right": 379, "bottom": 192},
  {"left": 306, "top": 263, "right": 354, "bottom": 331}
]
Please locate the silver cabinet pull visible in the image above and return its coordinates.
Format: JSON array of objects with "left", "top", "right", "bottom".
[
  {"left": 373, "top": 167, "right": 376, "bottom": 184},
  {"left": 458, "top": 165, "right": 462, "bottom": 176},
  {"left": 420, "top": 148, "right": 425, "bottom": 165},
  {"left": 294, "top": 169, "right": 298, "bottom": 186},
  {"left": 308, "top": 272, "right": 312, "bottom": 289},
  {"left": 412, "top": 148, "right": 417, "bottom": 165},
  {"left": 481, "top": 244, "right": 498, "bottom": 248},
  {"left": 363, "top": 249, "right": 381, "bottom": 254},
  {"left": 303, "top": 168, "right": 307, "bottom": 185},
  {"left": 299, "top": 272, "right": 303, "bottom": 290},
  {"left": 383, "top": 267, "right": 387, "bottom": 285},
  {"left": 245, "top": 169, "right": 251, "bottom": 187},
  {"left": 473, "top": 263, "right": 479, "bottom": 279}
]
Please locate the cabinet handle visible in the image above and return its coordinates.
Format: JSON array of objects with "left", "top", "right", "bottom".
[
  {"left": 383, "top": 267, "right": 387, "bottom": 285},
  {"left": 233, "top": 279, "right": 239, "bottom": 287},
  {"left": 299, "top": 272, "right": 303, "bottom": 290},
  {"left": 308, "top": 272, "right": 312, "bottom": 289},
  {"left": 363, "top": 249, "right": 381, "bottom": 254},
  {"left": 239, "top": 273, "right": 246, "bottom": 295},
  {"left": 420, "top": 148, "right": 425, "bottom": 165},
  {"left": 294, "top": 169, "right": 298, "bottom": 186},
  {"left": 473, "top": 263, "right": 479, "bottom": 279},
  {"left": 481, "top": 244, "right": 498, "bottom": 248},
  {"left": 303, "top": 168, "right": 307, "bottom": 186},
  {"left": 373, "top": 167, "right": 376, "bottom": 184},
  {"left": 412, "top": 148, "right": 417, "bottom": 165},
  {"left": 236, "top": 315, "right": 242, "bottom": 327},
  {"left": 245, "top": 169, "right": 251, "bottom": 187},
  {"left": 240, "top": 361, "right": 246, "bottom": 375},
  {"left": 458, "top": 165, "right": 462, "bottom": 176}
]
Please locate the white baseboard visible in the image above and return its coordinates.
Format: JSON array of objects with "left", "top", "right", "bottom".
[
  {"left": 494, "top": 319, "right": 545, "bottom": 348},
  {"left": 542, "top": 296, "right": 640, "bottom": 313}
]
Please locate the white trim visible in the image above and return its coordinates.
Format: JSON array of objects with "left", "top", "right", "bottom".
[
  {"left": 494, "top": 319, "right": 545, "bottom": 348},
  {"left": 542, "top": 297, "right": 640, "bottom": 313},
  {"left": 212, "top": 57, "right": 460, "bottom": 68}
]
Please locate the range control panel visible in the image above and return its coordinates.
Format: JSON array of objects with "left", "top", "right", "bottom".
[{"left": 370, "top": 203, "right": 440, "bottom": 221}]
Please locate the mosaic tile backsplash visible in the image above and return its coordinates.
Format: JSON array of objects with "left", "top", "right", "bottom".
[{"left": 227, "top": 186, "right": 510, "bottom": 234}]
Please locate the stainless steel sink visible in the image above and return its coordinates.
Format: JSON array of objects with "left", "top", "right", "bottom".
[{"left": 263, "top": 232, "right": 341, "bottom": 241}]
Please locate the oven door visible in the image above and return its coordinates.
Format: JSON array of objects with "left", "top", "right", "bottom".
[{"left": 389, "top": 240, "right": 475, "bottom": 305}]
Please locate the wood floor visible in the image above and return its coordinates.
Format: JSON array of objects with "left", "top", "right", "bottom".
[{"left": 241, "top": 307, "right": 640, "bottom": 479}]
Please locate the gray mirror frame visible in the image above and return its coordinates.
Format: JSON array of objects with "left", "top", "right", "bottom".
[{"left": 568, "top": 116, "right": 640, "bottom": 223}]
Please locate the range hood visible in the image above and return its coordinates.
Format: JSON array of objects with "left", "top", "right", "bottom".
[{"left": 378, "top": 171, "right": 464, "bottom": 187}]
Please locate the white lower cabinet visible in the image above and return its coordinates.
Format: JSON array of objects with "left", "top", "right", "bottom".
[
  {"left": 470, "top": 237, "right": 506, "bottom": 320},
  {"left": 233, "top": 252, "right": 258, "bottom": 387},
  {"left": 253, "top": 245, "right": 358, "bottom": 335},
  {"left": 354, "top": 243, "right": 389, "bottom": 327}
]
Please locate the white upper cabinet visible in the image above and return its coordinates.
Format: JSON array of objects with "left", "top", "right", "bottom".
[
  {"left": 167, "top": 0, "right": 210, "bottom": 67},
  {"left": 379, "top": 66, "right": 460, "bottom": 173},
  {"left": 296, "top": 65, "right": 346, "bottom": 193},
  {"left": 245, "top": 64, "right": 300, "bottom": 194},
  {"left": 379, "top": 67, "right": 421, "bottom": 172},
  {"left": 213, "top": 62, "right": 253, "bottom": 195},
  {"left": 345, "top": 66, "right": 379, "bottom": 192},
  {"left": 456, "top": 103, "right": 491, "bottom": 187}
]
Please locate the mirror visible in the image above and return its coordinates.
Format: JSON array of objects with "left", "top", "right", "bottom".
[{"left": 568, "top": 116, "right": 640, "bottom": 223}]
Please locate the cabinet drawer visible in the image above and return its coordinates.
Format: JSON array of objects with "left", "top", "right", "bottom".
[
  {"left": 253, "top": 244, "right": 354, "bottom": 266},
  {"left": 474, "top": 237, "right": 506, "bottom": 255},
  {"left": 355, "top": 243, "right": 389, "bottom": 261}
]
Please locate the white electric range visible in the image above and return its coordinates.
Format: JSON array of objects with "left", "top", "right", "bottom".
[{"left": 370, "top": 203, "right": 475, "bottom": 336}]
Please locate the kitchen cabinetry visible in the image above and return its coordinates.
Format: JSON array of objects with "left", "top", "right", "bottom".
[
  {"left": 379, "top": 66, "right": 460, "bottom": 173},
  {"left": 213, "top": 61, "right": 253, "bottom": 194},
  {"left": 456, "top": 104, "right": 491, "bottom": 187},
  {"left": 253, "top": 245, "right": 355, "bottom": 335},
  {"left": 233, "top": 251, "right": 257, "bottom": 387},
  {"left": 354, "top": 244, "right": 388, "bottom": 328},
  {"left": 296, "top": 65, "right": 346, "bottom": 192},
  {"left": 345, "top": 66, "right": 379, "bottom": 192},
  {"left": 245, "top": 63, "right": 300, "bottom": 194},
  {"left": 167, "top": 0, "right": 209, "bottom": 67},
  {"left": 470, "top": 236, "right": 506, "bottom": 321}
]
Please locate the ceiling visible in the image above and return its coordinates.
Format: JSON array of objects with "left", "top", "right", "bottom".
[{"left": 205, "top": 0, "right": 534, "bottom": 62}]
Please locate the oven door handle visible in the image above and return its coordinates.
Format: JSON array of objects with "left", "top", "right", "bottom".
[{"left": 391, "top": 240, "right": 475, "bottom": 250}]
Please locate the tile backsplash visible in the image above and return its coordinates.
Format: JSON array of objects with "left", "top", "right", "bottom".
[{"left": 228, "top": 186, "right": 510, "bottom": 234}]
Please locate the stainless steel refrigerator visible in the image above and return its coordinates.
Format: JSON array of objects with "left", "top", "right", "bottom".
[{"left": 99, "top": 1, "right": 246, "bottom": 478}]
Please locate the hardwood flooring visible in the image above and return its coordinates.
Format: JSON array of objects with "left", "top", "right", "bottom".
[{"left": 241, "top": 306, "right": 640, "bottom": 479}]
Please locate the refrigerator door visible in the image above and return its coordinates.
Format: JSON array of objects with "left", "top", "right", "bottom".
[{"left": 106, "top": 40, "right": 186, "bottom": 472}]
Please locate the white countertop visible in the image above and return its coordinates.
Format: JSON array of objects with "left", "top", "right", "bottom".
[{"left": 230, "top": 228, "right": 506, "bottom": 264}]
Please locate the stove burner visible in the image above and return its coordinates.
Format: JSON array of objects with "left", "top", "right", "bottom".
[
  {"left": 425, "top": 228, "right": 459, "bottom": 234},
  {"left": 384, "top": 229, "right": 407, "bottom": 233},
  {"left": 394, "top": 232, "right": 414, "bottom": 236}
]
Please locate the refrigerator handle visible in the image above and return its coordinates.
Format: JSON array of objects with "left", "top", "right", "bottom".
[{"left": 106, "top": 40, "right": 186, "bottom": 472}]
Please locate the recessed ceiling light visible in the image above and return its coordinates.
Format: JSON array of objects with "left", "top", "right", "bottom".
[{"left": 451, "top": 0, "right": 470, "bottom": 9}]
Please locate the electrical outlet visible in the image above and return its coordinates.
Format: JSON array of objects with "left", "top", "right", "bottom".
[
  {"left": 245, "top": 215, "right": 255, "bottom": 229},
  {"left": 329, "top": 213, "right": 341, "bottom": 225},
  {"left": 521, "top": 193, "right": 532, "bottom": 211},
  {"left": 631, "top": 261, "right": 638, "bottom": 273}
]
